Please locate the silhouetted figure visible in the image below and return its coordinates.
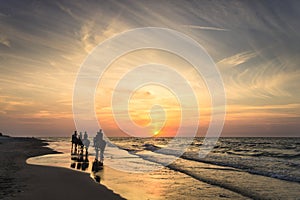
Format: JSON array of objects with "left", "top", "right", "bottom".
[
  {"left": 71, "top": 131, "right": 78, "bottom": 154},
  {"left": 79, "top": 132, "right": 83, "bottom": 140},
  {"left": 92, "top": 129, "right": 106, "bottom": 172},
  {"left": 82, "top": 131, "right": 90, "bottom": 159}
]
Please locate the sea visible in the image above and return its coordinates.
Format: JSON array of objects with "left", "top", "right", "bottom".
[{"left": 28, "top": 137, "right": 300, "bottom": 200}]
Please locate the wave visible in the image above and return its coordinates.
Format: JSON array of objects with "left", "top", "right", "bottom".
[
  {"left": 108, "top": 137, "right": 300, "bottom": 183},
  {"left": 134, "top": 147, "right": 300, "bottom": 183},
  {"left": 134, "top": 150, "right": 300, "bottom": 200},
  {"left": 226, "top": 150, "right": 300, "bottom": 158}
]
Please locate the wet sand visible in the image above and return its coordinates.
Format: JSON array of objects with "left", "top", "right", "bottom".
[{"left": 0, "top": 136, "right": 124, "bottom": 200}]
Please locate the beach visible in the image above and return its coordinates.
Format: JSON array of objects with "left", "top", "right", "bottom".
[
  {"left": 0, "top": 136, "right": 124, "bottom": 200},
  {"left": 18, "top": 137, "right": 300, "bottom": 200}
]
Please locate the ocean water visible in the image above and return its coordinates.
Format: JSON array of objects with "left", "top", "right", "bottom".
[{"left": 28, "top": 137, "right": 300, "bottom": 200}]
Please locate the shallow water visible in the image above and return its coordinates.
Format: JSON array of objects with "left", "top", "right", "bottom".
[{"left": 27, "top": 137, "right": 300, "bottom": 199}]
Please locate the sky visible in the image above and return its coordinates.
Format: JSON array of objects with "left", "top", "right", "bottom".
[{"left": 0, "top": 0, "right": 300, "bottom": 137}]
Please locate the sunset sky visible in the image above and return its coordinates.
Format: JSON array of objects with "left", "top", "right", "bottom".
[{"left": 0, "top": 0, "right": 299, "bottom": 137}]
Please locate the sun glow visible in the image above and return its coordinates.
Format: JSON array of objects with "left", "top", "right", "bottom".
[{"left": 154, "top": 130, "right": 160, "bottom": 136}]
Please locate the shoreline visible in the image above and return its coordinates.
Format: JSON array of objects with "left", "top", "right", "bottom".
[
  {"left": 2, "top": 136, "right": 299, "bottom": 200},
  {"left": 0, "top": 136, "right": 125, "bottom": 200}
]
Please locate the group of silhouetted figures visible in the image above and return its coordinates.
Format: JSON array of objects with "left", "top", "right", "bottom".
[{"left": 71, "top": 129, "right": 106, "bottom": 173}]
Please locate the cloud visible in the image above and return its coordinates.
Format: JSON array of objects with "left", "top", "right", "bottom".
[
  {"left": 181, "top": 25, "right": 229, "bottom": 31},
  {"left": 217, "top": 51, "right": 258, "bottom": 69},
  {"left": 224, "top": 103, "right": 300, "bottom": 130},
  {"left": 228, "top": 103, "right": 300, "bottom": 112},
  {"left": 0, "top": 11, "right": 7, "bottom": 18},
  {"left": 78, "top": 14, "right": 128, "bottom": 53},
  {"left": 217, "top": 48, "right": 300, "bottom": 100},
  {"left": 55, "top": 2, "right": 79, "bottom": 21},
  {"left": 0, "top": 34, "right": 10, "bottom": 47},
  {"left": 224, "top": 67, "right": 300, "bottom": 100},
  {"left": 79, "top": 20, "right": 96, "bottom": 53},
  {"left": 0, "top": 95, "right": 34, "bottom": 112}
]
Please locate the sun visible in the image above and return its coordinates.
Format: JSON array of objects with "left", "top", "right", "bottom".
[{"left": 153, "top": 130, "right": 160, "bottom": 136}]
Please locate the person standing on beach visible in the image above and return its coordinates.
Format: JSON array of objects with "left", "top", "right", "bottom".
[
  {"left": 71, "top": 131, "right": 78, "bottom": 154},
  {"left": 79, "top": 132, "right": 83, "bottom": 141},
  {"left": 82, "top": 131, "right": 90, "bottom": 157},
  {"left": 94, "top": 129, "right": 106, "bottom": 164}
]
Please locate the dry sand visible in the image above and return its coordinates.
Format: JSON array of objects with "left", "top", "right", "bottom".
[{"left": 0, "top": 136, "right": 124, "bottom": 200}]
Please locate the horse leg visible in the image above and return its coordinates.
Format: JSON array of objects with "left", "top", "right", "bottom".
[
  {"left": 75, "top": 144, "right": 77, "bottom": 154},
  {"left": 95, "top": 148, "right": 99, "bottom": 161},
  {"left": 71, "top": 142, "right": 74, "bottom": 154}
]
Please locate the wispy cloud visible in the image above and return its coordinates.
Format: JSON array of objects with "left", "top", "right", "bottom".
[
  {"left": 228, "top": 103, "right": 300, "bottom": 112},
  {"left": 0, "top": 34, "right": 10, "bottom": 47},
  {"left": 181, "top": 25, "right": 229, "bottom": 31},
  {"left": 217, "top": 51, "right": 258, "bottom": 69},
  {"left": 55, "top": 2, "right": 80, "bottom": 22},
  {"left": 78, "top": 14, "right": 128, "bottom": 53},
  {"left": 224, "top": 67, "right": 300, "bottom": 100},
  {"left": 0, "top": 11, "right": 7, "bottom": 18},
  {"left": 218, "top": 49, "right": 300, "bottom": 100}
]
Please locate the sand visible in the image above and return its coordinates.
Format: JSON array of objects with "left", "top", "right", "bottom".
[{"left": 0, "top": 136, "right": 124, "bottom": 200}]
